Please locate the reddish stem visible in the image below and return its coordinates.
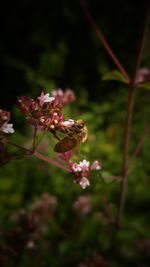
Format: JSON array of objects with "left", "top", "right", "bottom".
[
  {"left": 131, "top": 5, "right": 150, "bottom": 85},
  {"left": 7, "top": 140, "right": 33, "bottom": 154},
  {"left": 7, "top": 140, "right": 70, "bottom": 172},
  {"left": 115, "top": 4, "right": 150, "bottom": 229},
  {"left": 115, "top": 85, "right": 136, "bottom": 228},
  {"left": 80, "top": 0, "right": 130, "bottom": 83},
  {"left": 34, "top": 151, "right": 70, "bottom": 172},
  {"left": 130, "top": 123, "right": 150, "bottom": 165}
]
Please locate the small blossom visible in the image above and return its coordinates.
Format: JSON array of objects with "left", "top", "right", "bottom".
[
  {"left": 91, "top": 160, "right": 102, "bottom": 170},
  {"left": 79, "top": 159, "right": 90, "bottom": 171},
  {"left": 38, "top": 92, "right": 55, "bottom": 105},
  {"left": 50, "top": 125, "right": 55, "bottom": 129},
  {"left": 135, "top": 68, "right": 150, "bottom": 84},
  {"left": 60, "top": 119, "right": 75, "bottom": 127},
  {"left": 51, "top": 88, "right": 76, "bottom": 107},
  {"left": 79, "top": 177, "right": 90, "bottom": 189},
  {"left": 0, "top": 109, "right": 10, "bottom": 122},
  {"left": 0, "top": 123, "right": 14, "bottom": 134},
  {"left": 71, "top": 162, "right": 82, "bottom": 172},
  {"left": 51, "top": 89, "right": 63, "bottom": 97}
]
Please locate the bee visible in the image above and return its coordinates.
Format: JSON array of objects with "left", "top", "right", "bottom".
[{"left": 54, "top": 119, "right": 88, "bottom": 153}]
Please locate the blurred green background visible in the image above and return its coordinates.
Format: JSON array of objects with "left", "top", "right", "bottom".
[{"left": 0, "top": 1, "right": 150, "bottom": 266}]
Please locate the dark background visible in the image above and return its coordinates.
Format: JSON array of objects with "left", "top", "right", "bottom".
[{"left": 0, "top": 0, "right": 149, "bottom": 108}]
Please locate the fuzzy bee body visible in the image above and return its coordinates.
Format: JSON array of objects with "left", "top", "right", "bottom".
[{"left": 54, "top": 120, "right": 88, "bottom": 153}]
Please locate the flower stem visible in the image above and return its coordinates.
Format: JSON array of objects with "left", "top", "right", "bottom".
[
  {"left": 7, "top": 140, "right": 32, "bottom": 155},
  {"left": 115, "top": 85, "right": 136, "bottom": 228},
  {"left": 115, "top": 4, "right": 150, "bottom": 229},
  {"left": 7, "top": 140, "right": 70, "bottom": 172},
  {"left": 34, "top": 151, "right": 70, "bottom": 172},
  {"left": 130, "top": 123, "right": 150, "bottom": 166},
  {"left": 80, "top": 0, "right": 130, "bottom": 83}
]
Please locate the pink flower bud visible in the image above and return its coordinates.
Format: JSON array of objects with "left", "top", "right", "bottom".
[{"left": 91, "top": 160, "right": 102, "bottom": 170}]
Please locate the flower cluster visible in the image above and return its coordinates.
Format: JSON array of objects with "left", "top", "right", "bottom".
[
  {"left": 0, "top": 193, "right": 57, "bottom": 264},
  {"left": 17, "top": 89, "right": 76, "bottom": 132},
  {"left": 70, "top": 159, "right": 101, "bottom": 189},
  {"left": 0, "top": 109, "right": 14, "bottom": 134},
  {"left": 17, "top": 91, "right": 64, "bottom": 130},
  {"left": 73, "top": 195, "right": 92, "bottom": 216},
  {"left": 30, "top": 193, "right": 57, "bottom": 221},
  {"left": 51, "top": 88, "right": 76, "bottom": 107}
]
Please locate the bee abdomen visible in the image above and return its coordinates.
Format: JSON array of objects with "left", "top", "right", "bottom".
[{"left": 54, "top": 137, "right": 77, "bottom": 153}]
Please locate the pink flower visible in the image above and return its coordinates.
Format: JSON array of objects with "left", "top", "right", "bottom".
[
  {"left": 91, "top": 160, "right": 102, "bottom": 170},
  {"left": 79, "top": 177, "right": 90, "bottom": 189},
  {"left": 0, "top": 109, "right": 10, "bottom": 122},
  {"left": 17, "top": 93, "right": 63, "bottom": 130},
  {"left": 51, "top": 88, "right": 76, "bottom": 107},
  {"left": 70, "top": 159, "right": 101, "bottom": 189},
  {"left": 79, "top": 159, "right": 90, "bottom": 171},
  {"left": 51, "top": 89, "right": 63, "bottom": 97},
  {"left": 71, "top": 162, "right": 82, "bottom": 172},
  {"left": 38, "top": 92, "right": 55, "bottom": 106},
  {"left": 135, "top": 68, "right": 150, "bottom": 84},
  {"left": 0, "top": 123, "right": 14, "bottom": 134}
]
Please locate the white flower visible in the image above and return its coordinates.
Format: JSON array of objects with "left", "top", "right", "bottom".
[
  {"left": 78, "top": 159, "right": 90, "bottom": 171},
  {"left": 38, "top": 92, "right": 55, "bottom": 105},
  {"left": 79, "top": 177, "right": 90, "bottom": 189},
  {"left": 0, "top": 123, "right": 14, "bottom": 134},
  {"left": 60, "top": 119, "right": 75, "bottom": 127},
  {"left": 72, "top": 163, "right": 82, "bottom": 172}
]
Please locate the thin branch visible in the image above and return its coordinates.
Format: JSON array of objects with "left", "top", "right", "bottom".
[
  {"left": 7, "top": 140, "right": 70, "bottom": 172},
  {"left": 80, "top": 0, "right": 130, "bottom": 83},
  {"left": 130, "top": 123, "right": 150, "bottom": 165},
  {"left": 34, "top": 151, "right": 70, "bottom": 172},
  {"left": 115, "top": 4, "right": 150, "bottom": 229},
  {"left": 115, "top": 85, "right": 136, "bottom": 228},
  {"left": 7, "top": 140, "right": 33, "bottom": 155}
]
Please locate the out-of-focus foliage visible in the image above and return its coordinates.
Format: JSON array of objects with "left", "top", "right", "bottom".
[
  {"left": 0, "top": 0, "right": 150, "bottom": 266},
  {"left": 0, "top": 86, "right": 150, "bottom": 266}
]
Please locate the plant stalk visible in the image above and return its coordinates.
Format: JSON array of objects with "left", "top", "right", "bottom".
[
  {"left": 115, "top": 3, "right": 150, "bottom": 229},
  {"left": 80, "top": 0, "right": 130, "bottom": 83}
]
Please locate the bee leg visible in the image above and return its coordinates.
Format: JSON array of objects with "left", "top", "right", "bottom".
[{"left": 52, "top": 131, "right": 62, "bottom": 141}]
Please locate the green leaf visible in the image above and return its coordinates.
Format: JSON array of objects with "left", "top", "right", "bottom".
[
  {"left": 137, "top": 82, "right": 150, "bottom": 90},
  {"left": 102, "top": 70, "right": 128, "bottom": 83}
]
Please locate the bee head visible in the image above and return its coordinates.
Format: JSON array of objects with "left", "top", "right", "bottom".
[{"left": 76, "top": 119, "right": 85, "bottom": 128}]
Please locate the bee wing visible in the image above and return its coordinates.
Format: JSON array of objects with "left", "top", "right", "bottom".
[
  {"left": 73, "top": 143, "right": 81, "bottom": 158},
  {"left": 54, "top": 137, "right": 77, "bottom": 153}
]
